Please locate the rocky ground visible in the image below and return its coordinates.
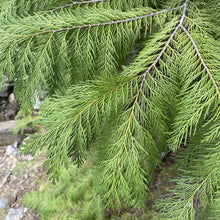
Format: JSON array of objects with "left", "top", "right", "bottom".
[
  {"left": 0, "top": 144, "right": 47, "bottom": 220},
  {"left": 0, "top": 80, "right": 47, "bottom": 220}
]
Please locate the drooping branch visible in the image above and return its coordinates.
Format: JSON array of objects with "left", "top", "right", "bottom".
[
  {"left": 181, "top": 25, "right": 220, "bottom": 98},
  {"left": 5, "top": 5, "right": 184, "bottom": 42},
  {"left": 138, "top": 0, "right": 190, "bottom": 92},
  {"left": 41, "top": 75, "right": 142, "bottom": 129},
  {"left": 45, "top": 0, "right": 107, "bottom": 14},
  {"left": 177, "top": 173, "right": 212, "bottom": 219},
  {"left": 115, "top": 0, "right": 191, "bottom": 144},
  {"left": 51, "top": 5, "right": 183, "bottom": 33}
]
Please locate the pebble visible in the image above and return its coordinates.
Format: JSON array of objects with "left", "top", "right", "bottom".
[
  {"left": 5, "top": 208, "right": 24, "bottom": 220},
  {"left": 34, "top": 95, "right": 43, "bottom": 110},
  {"left": 6, "top": 145, "right": 18, "bottom": 156},
  {"left": 0, "top": 83, "right": 13, "bottom": 98},
  {"left": 0, "top": 194, "right": 16, "bottom": 209},
  {"left": 8, "top": 93, "right": 16, "bottom": 103},
  {"left": 0, "top": 197, "right": 10, "bottom": 209}
]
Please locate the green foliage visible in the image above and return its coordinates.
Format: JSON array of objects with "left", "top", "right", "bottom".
[
  {"left": 23, "top": 152, "right": 156, "bottom": 219},
  {"left": 23, "top": 153, "right": 105, "bottom": 220},
  {"left": 154, "top": 120, "right": 220, "bottom": 219},
  {"left": 0, "top": 0, "right": 219, "bottom": 219}
]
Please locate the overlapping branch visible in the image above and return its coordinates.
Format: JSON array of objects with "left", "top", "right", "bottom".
[
  {"left": 51, "top": 5, "right": 183, "bottom": 33},
  {"left": 122, "top": 0, "right": 190, "bottom": 138},
  {"left": 45, "top": 0, "right": 107, "bottom": 14},
  {"left": 139, "top": 0, "right": 190, "bottom": 92},
  {"left": 5, "top": 5, "right": 183, "bottom": 40},
  {"left": 181, "top": 25, "right": 220, "bottom": 98}
]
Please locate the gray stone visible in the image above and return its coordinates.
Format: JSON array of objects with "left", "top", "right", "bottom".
[
  {"left": 0, "top": 197, "right": 9, "bottom": 209},
  {"left": 6, "top": 208, "right": 23, "bottom": 220},
  {"left": 0, "top": 121, "right": 23, "bottom": 146},
  {"left": 33, "top": 95, "right": 43, "bottom": 111},
  {"left": 8, "top": 93, "right": 16, "bottom": 103},
  {"left": 0, "top": 120, "right": 38, "bottom": 146},
  {"left": 0, "top": 83, "right": 13, "bottom": 98},
  {"left": 6, "top": 145, "right": 18, "bottom": 156},
  {"left": 0, "top": 195, "right": 15, "bottom": 209}
]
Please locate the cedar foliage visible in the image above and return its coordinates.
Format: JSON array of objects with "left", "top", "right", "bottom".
[
  {"left": 24, "top": 153, "right": 105, "bottom": 220},
  {"left": 0, "top": 0, "right": 219, "bottom": 219}
]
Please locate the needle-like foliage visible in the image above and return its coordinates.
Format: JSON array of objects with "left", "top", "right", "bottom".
[{"left": 0, "top": 0, "right": 219, "bottom": 218}]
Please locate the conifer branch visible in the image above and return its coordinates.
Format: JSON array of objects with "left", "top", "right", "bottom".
[
  {"left": 181, "top": 25, "right": 220, "bottom": 98},
  {"left": 3, "top": 5, "right": 183, "bottom": 42},
  {"left": 95, "top": 9, "right": 190, "bottom": 205},
  {"left": 156, "top": 123, "right": 220, "bottom": 218},
  {"left": 45, "top": 0, "right": 107, "bottom": 14},
  {"left": 177, "top": 173, "right": 212, "bottom": 219},
  {"left": 50, "top": 5, "right": 183, "bottom": 33},
  {"left": 60, "top": 76, "right": 141, "bottom": 126},
  {"left": 2, "top": 0, "right": 219, "bottom": 215},
  {"left": 115, "top": 0, "right": 190, "bottom": 124},
  {"left": 139, "top": 0, "right": 190, "bottom": 92}
]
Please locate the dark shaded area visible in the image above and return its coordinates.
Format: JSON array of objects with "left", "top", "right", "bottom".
[{"left": 0, "top": 80, "right": 19, "bottom": 121}]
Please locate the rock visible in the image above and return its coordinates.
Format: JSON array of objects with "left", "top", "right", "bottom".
[
  {"left": 0, "top": 197, "right": 10, "bottom": 209},
  {"left": 0, "top": 120, "right": 38, "bottom": 146},
  {"left": 8, "top": 93, "right": 16, "bottom": 103},
  {"left": 0, "top": 99, "right": 8, "bottom": 121},
  {"left": 0, "top": 119, "right": 45, "bottom": 220},
  {"left": 6, "top": 208, "right": 24, "bottom": 220},
  {"left": 13, "top": 142, "right": 19, "bottom": 148},
  {"left": 2, "top": 97, "right": 20, "bottom": 120},
  {"left": 0, "top": 83, "right": 13, "bottom": 98},
  {"left": 6, "top": 144, "right": 18, "bottom": 156},
  {"left": 0, "top": 194, "right": 16, "bottom": 209},
  {"left": 0, "top": 82, "right": 19, "bottom": 121},
  {"left": 33, "top": 95, "right": 43, "bottom": 111},
  {"left": 0, "top": 121, "right": 23, "bottom": 146}
]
